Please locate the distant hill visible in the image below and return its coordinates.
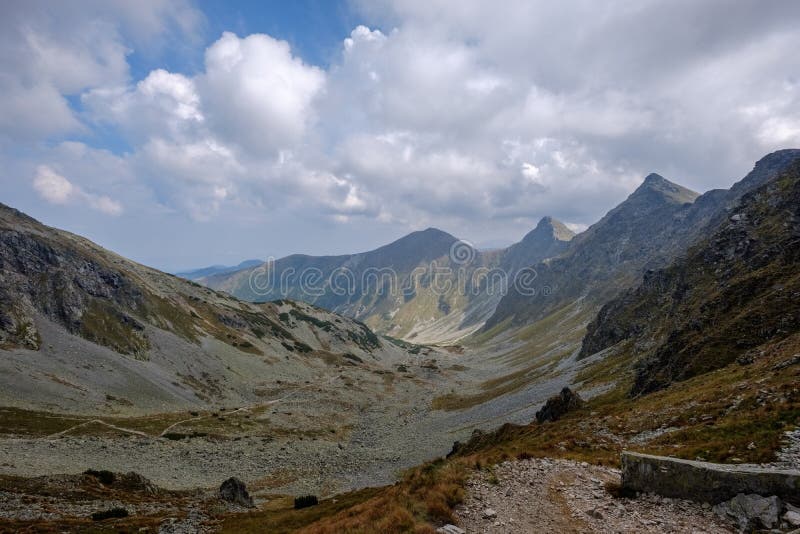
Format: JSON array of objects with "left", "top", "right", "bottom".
[{"left": 175, "top": 259, "right": 263, "bottom": 281}]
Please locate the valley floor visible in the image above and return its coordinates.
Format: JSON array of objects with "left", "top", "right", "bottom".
[{"left": 0, "top": 324, "right": 584, "bottom": 494}]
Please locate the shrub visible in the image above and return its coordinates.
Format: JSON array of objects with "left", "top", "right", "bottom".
[
  {"left": 294, "top": 495, "right": 319, "bottom": 509},
  {"left": 84, "top": 469, "right": 115, "bottom": 485},
  {"left": 91, "top": 508, "right": 129, "bottom": 521}
]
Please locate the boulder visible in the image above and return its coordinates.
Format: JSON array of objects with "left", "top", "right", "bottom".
[
  {"left": 436, "top": 525, "right": 466, "bottom": 534},
  {"left": 785, "top": 509, "right": 800, "bottom": 528},
  {"left": 535, "top": 387, "right": 584, "bottom": 423},
  {"left": 713, "top": 493, "right": 782, "bottom": 531},
  {"left": 218, "top": 477, "right": 254, "bottom": 508},
  {"left": 446, "top": 440, "right": 463, "bottom": 459},
  {"left": 118, "top": 472, "right": 157, "bottom": 494}
]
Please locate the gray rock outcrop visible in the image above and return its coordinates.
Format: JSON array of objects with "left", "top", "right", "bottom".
[
  {"left": 712, "top": 493, "right": 782, "bottom": 531},
  {"left": 535, "top": 387, "right": 584, "bottom": 423},
  {"left": 218, "top": 477, "right": 254, "bottom": 508}
]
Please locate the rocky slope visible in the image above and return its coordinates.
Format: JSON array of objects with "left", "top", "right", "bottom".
[
  {"left": 200, "top": 218, "right": 574, "bottom": 343},
  {"left": 0, "top": 203, "right": 409, "bottom": 413},
  {"left": 580, "top": 156, "right": 800, "bottom": 395},
  {"left": 485, "top": 150, "right": 800, "bottom": 332}
]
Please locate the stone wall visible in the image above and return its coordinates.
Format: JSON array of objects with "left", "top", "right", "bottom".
[{"left": 621, "top": 451, "right": 800, "bottom": 505}]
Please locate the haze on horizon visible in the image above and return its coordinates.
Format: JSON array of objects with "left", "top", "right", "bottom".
[{"left": 0, "top": 0, "right": 799, "bottom": 271}]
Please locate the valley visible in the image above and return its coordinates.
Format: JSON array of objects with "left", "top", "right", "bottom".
[{"left": 1, "top": 150, "right": 800, "bottom": 532}]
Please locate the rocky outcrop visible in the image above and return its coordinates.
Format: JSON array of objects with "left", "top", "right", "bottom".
[
  {"left": 712, "top": 493, "right": 782, "bottom": 531},
  {"left": 621, "top": 451, "right": 800, "bottom": 505},
  {"left": 218, "top": 477, "right": 254, "bottom": 508},
  {"left": 535, "top": 387, "right": 584, "bottom": 423},
  {"left": 581, "top": 155, "right": 800, "bottom": 395}
]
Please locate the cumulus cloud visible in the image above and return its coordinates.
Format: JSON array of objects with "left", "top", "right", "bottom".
[
  {"left": 32, "top": 165, "right": 76, "bottom": 204},
  {"left": 5, "top": 0, "right": 800, "bottom": 263},
  {"left": 32, "top": 165, "right": 123, "bottom": 215},
  {"left": 199, "top": 32, "right": 326, "bottom": 154},
  {"left": 84, "top": 69, "right": 204, "bottom": 142},
  {"left": 0, "top": 0, "right": 201, "bottom": 141}
]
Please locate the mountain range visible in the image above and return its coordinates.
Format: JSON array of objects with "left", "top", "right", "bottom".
[
  {"left": 196, "top": 217, "right": 575, "bottom": 343},
  {"left": 193, "top": 150, "right": 800, "bottom": 354},
  {"left": 175, "top": 260, "right": 263, "bottom": 281},
  {"left": 485, "top": 149, "right": 800, "bottom": 332}
]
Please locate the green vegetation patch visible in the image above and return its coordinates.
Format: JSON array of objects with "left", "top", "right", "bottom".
[{"left": 79, "top": 299, "right": 150, "bottom": 358}]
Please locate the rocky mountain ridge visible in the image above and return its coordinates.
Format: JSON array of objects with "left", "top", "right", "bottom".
[
  {"left": 484, "top": 150, "right": 800, "bottom": 331},
  {"left": 199, "top": 217, "right": 575, "bottom": 343},
  {"left": 580, "top": 156, "right": 800, "bottom": 395}
]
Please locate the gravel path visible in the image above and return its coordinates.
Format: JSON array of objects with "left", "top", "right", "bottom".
[{"left": 455, "top": 458, "right": 735, "bottom": 533}]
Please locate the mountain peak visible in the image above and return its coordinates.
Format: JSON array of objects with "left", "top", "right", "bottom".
[
  {"left": 399, "top": 227, "right": 458, "bottom": 245},
  {"left": 369, "top": 226, "right": 458, "bottom": 265},
  {"left": 420, "top": 226, "right": 455, "bottom": 238},
  {"left": 643, "top": 172, "right": 668, "bottom": 185},
  {"left": 533, "top": 216, "right": 575, "bottom": 242},
  {"left": 631, "top": 173, "right": 699, "bottom": 205}
]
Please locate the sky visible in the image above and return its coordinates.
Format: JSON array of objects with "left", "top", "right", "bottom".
[{"left": 1, "top": 0, "right": 799, "bottom": 272}]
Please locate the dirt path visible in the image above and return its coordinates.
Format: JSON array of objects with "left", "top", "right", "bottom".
[
  {"left": 47, "top": 419, "right": 151, "bottom": 439},
  {"left": 43, "top": 375, "right": 343, "bottom": 440},
  {"left": 455, "top": 458, "right": 734, "bottom": 533}
]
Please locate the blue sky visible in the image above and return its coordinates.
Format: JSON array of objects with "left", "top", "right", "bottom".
[{"left": 1, "top": 1, "right": 798, "bottom": 271}]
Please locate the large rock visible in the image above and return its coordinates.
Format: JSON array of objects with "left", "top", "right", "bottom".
[
  {"left": 784, "top": 505, "right": 800, "bottom": 528},
  {"left": 535, "top": 387, "right": 584, "bottom": 423},
  {"left": 621, "top": 451, "right": 800, "bottom": 504},
  {"left": 436, "top": 525, "right": 466, "bottom": 534},
  {"left": 118, "top": 471, "right": 158, "bottom": 495},
  {"left": 218, "top": 477, "right": 254, "bottom": 508},
  {"left": 713, "top": 493, "right": 782, "bottom": 531}
]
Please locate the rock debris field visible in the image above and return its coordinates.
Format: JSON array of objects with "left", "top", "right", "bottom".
[{"left": 454, "top": 458, "right": 736, "bottom": 533}]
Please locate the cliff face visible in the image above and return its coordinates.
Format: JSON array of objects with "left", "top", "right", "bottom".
[
  {"left": 581, "top": 159, "right": 800, "bottom": 395},
  {"left": 0, "top": 218, "right": 148, "bottom": 354}
]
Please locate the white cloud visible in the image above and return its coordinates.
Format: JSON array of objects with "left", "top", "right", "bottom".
[
  {"left": 88, "top": 195, "right": 124, "bottom": 216},
  {"left": 0, "top": 0, "right": 201, "bottom": 141},
  {"left": 521, "top": 163, "right": 541, "bottom": 181},
  {"left": 32, "top": 165, "right": 123, "bottom": 216},
  {"left": 84, "top": 69, "right": 203, "bottom": 142},
  {"left": 6, "top": 1, "right": 800, "bottom": 261},
  {"left": 199, "top": 32, "right": 326, "bottom": 154},
  {"left": 32, "top": 165, "right": 75, "bottom": 204}
]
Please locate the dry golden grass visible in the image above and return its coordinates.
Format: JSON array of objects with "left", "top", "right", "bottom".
[{"left": 258, "top": 332, "right": 800, "bottom": 532}]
